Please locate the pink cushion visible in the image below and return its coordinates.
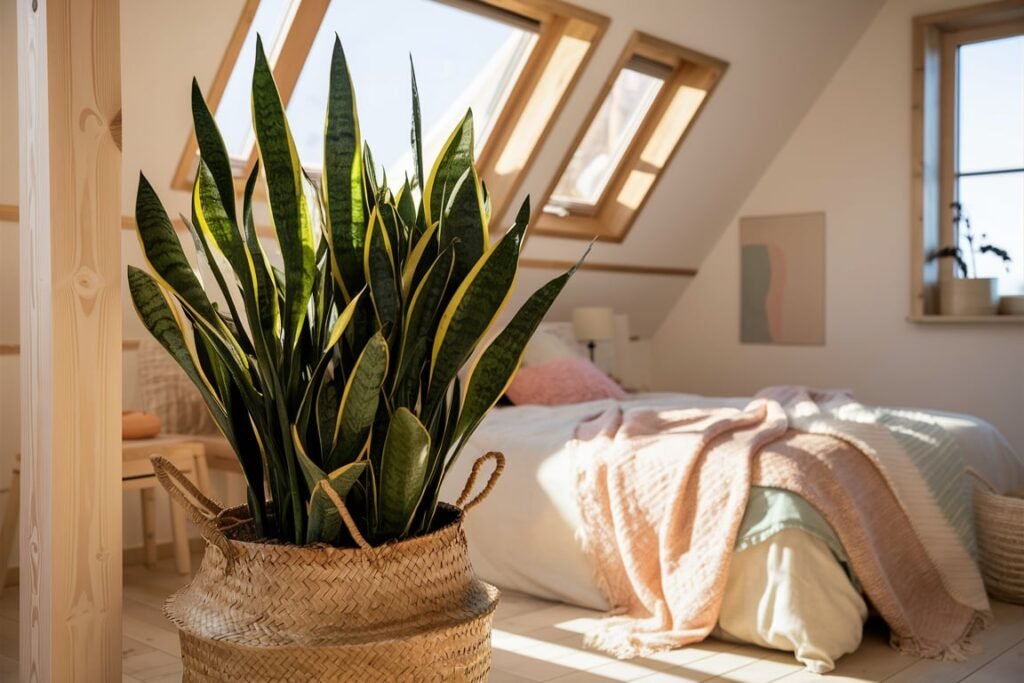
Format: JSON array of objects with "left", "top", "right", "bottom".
[{"left": 506, "top": 357, "right": 627, "bottom": 406}]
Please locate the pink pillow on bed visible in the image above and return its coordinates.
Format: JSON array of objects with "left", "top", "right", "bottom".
[{"left": 506, "top": 357, "right": 627, "bottom": 406}]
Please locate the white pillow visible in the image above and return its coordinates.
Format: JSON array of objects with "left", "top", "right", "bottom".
[
  {"left": 715, "top": 528, "right": 867, "bottom": 674},
  {"left": 521, "top": 329, "right": 584, "bottom": 367}
]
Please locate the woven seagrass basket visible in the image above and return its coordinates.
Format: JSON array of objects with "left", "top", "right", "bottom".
[
  {"left": 152, "top": 453, "right": 504, "bottom": 682},
  {"left": 972, "top": 480, "right": 1024, "bottom": 605}
]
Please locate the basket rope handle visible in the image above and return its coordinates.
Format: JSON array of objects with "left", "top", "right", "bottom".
[
  {"left": 151, "top": 456, "right": 241, "bottom": 567},
  {"left": 318, "top": 481, "right": 373, "bottom": 551},
  {"left": 456, "top": 452, "right": 506, "bottom": 514}
]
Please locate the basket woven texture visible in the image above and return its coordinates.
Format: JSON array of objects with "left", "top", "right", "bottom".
[
  {"left": 973, "top": 483, "right": 1024, "bottom": 605},
  {"left": 152, "top": 453, "right": 505, "bottom": 682}
]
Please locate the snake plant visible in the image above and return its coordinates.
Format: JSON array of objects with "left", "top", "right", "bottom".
[{"left": 128, "top": 35, "right": 586, "bottom": 546}]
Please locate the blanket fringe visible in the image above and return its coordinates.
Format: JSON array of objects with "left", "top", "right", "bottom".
[
  {"left": 581, "top": 616, "right": 688, "bottom": 660},
  {"left": 890, "top": 609, "right": 992, "bottom": 662}
]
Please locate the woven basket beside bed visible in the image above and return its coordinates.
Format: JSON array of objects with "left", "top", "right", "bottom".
[
  {"left": 153, "top": 454, "right": 504, "bottom": 682},
  {"left": 973, "top": 481, "right": 1024, "bottom": 604}
]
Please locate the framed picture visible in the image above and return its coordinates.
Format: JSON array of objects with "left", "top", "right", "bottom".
[{"left": 740, "top": 212, "right": 825, "bottom": 345}]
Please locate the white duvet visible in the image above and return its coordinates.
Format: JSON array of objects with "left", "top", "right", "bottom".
[{"left": 441, "top": 393, "right": 1024, "bottom": 672}]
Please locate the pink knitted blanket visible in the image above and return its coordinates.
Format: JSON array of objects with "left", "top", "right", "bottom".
[{"left": 574, "top": 392, "right": 989, "bottom": 660}]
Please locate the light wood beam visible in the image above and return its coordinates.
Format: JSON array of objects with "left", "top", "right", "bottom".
[
  {"left": 17, "top": 0, "right": 123, "bottom": 679},
  {"left": 3, "top": 203, "right": 691, "bottom": 277}
]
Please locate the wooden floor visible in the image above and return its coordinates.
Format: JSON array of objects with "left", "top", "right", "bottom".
[{"left": 0, "top": 553, "right": 1022, "bottom": 682}]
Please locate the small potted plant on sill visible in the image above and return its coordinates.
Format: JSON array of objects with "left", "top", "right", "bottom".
[
  {"left": 927, "top": 201, "right": 1011, "bottom": 316},
  {"left": 128, "top": 34, "right": 586, "bottom": 682}
]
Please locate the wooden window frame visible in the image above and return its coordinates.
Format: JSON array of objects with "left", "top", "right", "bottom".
[
  {"left": 170, "top": 0, "right": 608, "bottom": 217},
  {"left": 911, "top": 0, "right": 1024, "bottom": 321},
  {"left": 534, "top": 32, "right": 727, "bottom": 243}
]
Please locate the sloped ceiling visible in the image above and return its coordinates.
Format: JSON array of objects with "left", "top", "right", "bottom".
[
  {"left": 1, "top": 0, "right": 886, "bottom": 337},
  {"left": 513, "top": 0, "right": 886, "bottom": 335}
]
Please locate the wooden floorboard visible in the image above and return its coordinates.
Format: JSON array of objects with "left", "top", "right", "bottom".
[{"left": 0, "top": 553, "right": 1021, "bottom": 682}]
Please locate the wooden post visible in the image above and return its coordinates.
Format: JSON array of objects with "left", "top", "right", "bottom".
[{"left": 17, "top": 0, "right": 123, "bottom": 680}]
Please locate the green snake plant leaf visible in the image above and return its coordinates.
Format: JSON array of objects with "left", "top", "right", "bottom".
[
  {"left": 328, "top": 331, "right": 389, "bottom": 470},
  {"left": 378, "top": 407, "right": 431, "bottom": 539},
  {"left": 410, "top": 56, "right": 425, "bottom": 193},
  {"left": 363, "top": 208, "right": 401, "bottom": 328},
  {"left": 401, "top": 219, "right": 438, "bottom": 297},
  {"left": 316, "top": 380, "right": 340, "bottom": 459},
  {"left": 377, "top": 199, "right": 407, "bottom": 272},
  {"left": 183, "top": 206, "right": 249, "bottom": 354},
  {"left": 128, "top": 267, "right": 226, "bottom": 427},
  {"left": 292, "top": 425, "right": 326, "bottom": 491},
  {"left": 424, "top": 110, "right": 473, "bottom": 226},
  {"left": 396, "top": 178, "right": 418, "bottom": 246},
  {"left": 363, "top": 144, "right": 380, "bottom": 217},
  {"left": 252, "top": 35, "right": 315, "bottom": 350},
  {"left": 394, "top": 246, "right": 454, "bottom": 408},
  {"left": 295, "top": 290, "right": 364, "bottom": 443},
  {"left": 455, "top": 243, "right": 591, "bottom": 444},
  {"left": 425, "top": 200, "right": 529, "bottom": 412},
  {"left": 440, "top": 164, "right": 488, "bottom": 282},
  {"left": 135, "top": 174, "right": 220, "bottom": 328},
  {"left": 241, "top": 161, "right": 282, "bottom": 339},
  {"left": 194, "top": 160, "right": 253, "bottom": 284},
  {"left": 191, "top": 78, "right": 237, "bottom": 227},
  {"left": 306, "top": 461, "right": 368, "bottom": 545},
  {"left": 323, "top": 35, "right": 366, "bottom": 300}
]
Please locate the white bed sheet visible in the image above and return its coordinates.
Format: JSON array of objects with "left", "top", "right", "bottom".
[{"left": 441, "top": 392, "right": 1024, "bottom": 611}]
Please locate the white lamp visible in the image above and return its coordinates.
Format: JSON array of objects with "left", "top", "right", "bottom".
[{"left": 572, "top": 306, "right": 614, "bottom": 362}]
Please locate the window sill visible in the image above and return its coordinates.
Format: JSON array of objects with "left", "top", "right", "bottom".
[{"left": 907, "top": 314, "right": 1024, "bottom": 325}]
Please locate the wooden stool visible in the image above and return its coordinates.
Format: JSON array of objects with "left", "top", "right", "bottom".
[{"left": 0, "top": 436, "right": 209, "bottom": 589}]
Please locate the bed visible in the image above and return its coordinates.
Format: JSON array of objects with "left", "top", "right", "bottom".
[{"left": 440, "top": 334, "right": 1024, "bottom": 672}]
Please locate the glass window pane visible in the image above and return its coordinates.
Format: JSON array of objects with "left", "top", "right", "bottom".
[
  {"left": 957, "top": 172, "right": 1024, "bottom": 294},
  {"left": 549, "top": 67, "right": 664, "bottom": 207},
  {"left": 215, "top": 0, "right": 298, "bottom": 161},
  {"left": 285, "top": 0, "right": 536, "bottom": 180},
  {"left": 957, "top": 35, "right": 1024, "bottom": 174}
]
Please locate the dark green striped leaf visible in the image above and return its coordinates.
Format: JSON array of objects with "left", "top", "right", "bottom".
[
  {"left": 252, "top": 36, "right": 315, "bottom": 348},
  {"left": 328, "top": 332, "right": 389, "bottom": 470},
  {"left": 410, "top": 57, "right": 425, "bottom": 193},
  {"left": 135, "top": 173, "right": 220, "bottom": 328},
  {"left": 194, "top": 160, "right": 249, "bottom": 280},
  {"left": 306, "top": 461, "right": 368, "bottom": 545},
  {"left": 363, "top": 209, "right": 400, "bottom": 327},
  {"left": 424, "top": 110, "right": 473, "bottom": 225},
  {"left": 426, "top": 201, "right": 529, "bottom": 411},
  {"left": 191, "top": 78, "right": 236, "bottom": 226},
  {"left": 395, "top": 247, "right": 454, "bottom": 408},
  {"left": 323, "top": 36, "right": 366, "bottom": 300},
  {"left": 378, "top": 408, "right": 431, "bottom": 538},
  {"left": 456, "top": 243, "right": 590, "bottom": 441},
  {"left": 242, "top": 161, "right": 281, "bottom": 337},
  {"left": 127, "top": 266, "right": 226, "bottom": 429},
  {"left": 440, "top": 165, "right": 487, "bottom": 282}
]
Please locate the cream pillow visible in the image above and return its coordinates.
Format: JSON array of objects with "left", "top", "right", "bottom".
[{"left": 716, "top": 528, "right": 867, "bottom": 674}]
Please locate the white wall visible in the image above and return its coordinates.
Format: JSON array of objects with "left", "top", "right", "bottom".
[
  {"left": 652, "top": 0, "right": 1024, "bottom": 454},
  {"left": 516, "top": 0, "right": 883, "bottom": 329}
]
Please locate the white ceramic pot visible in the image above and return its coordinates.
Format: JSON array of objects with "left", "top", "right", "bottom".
[{"left": 940, "top": 278, "right": 999, "bottom": 316}]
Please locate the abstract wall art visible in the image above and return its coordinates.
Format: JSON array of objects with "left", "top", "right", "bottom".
[{"left": 740, "top": 212, "right": 825, "bottom": 345}]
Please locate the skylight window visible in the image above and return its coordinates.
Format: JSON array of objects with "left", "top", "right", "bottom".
[
  {"left": 549, "top": 58, "right": 667, "bottom": 209},
  {"left": 215, "top": 0, "right": 300, "bottom": 166},
  {"left": 537, "top": 33, "right": 727, "bottom": 242},
  {"left": 175, "top": 0, "right": 607, "bottom": 220},
  {"left": 287, "top": 0, "right": 537, "bottom": 180}
]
